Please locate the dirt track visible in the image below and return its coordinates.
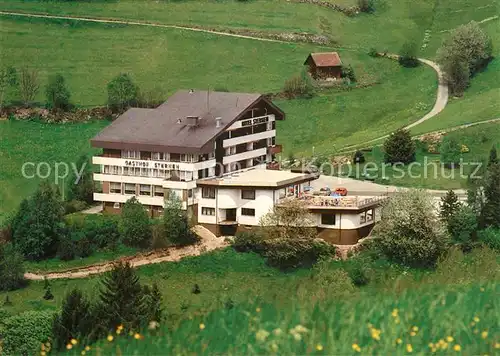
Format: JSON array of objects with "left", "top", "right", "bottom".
[{"left": 24, "top": 226, "right": 228, "bottom": 280}]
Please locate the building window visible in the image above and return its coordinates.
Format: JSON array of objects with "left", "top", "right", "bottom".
[
  {"left": 110, "top": 182, "right": 121, "bottom": 194},
  {"left": 113, "top": 202, "right": 120, "bottom": 209},
  {"left": 202, "top": 187, "right": 216, "bottom": 199},
  {"left": 139, "top": 185, "right": 151, "bottom": 196},
  {"left": 124, "top": 183, "right": 136, "bottom": 195},
  {"left": 153, "top": 185, "right": 164, "bottom": 197},
  {"left": 321, "top": 214, "right": 336, "bottom": 226},
  {"left": 201, "top": 207, "right": 215, "bottom": 216},
  {"left": 152, "top": 152, "right": 161, "bottom": 160},
  {"left": 241, "top": 189, "right": 255, "bottom": 200},
  {"left": 360, "top": 210, "right": 374, "bottom": 224},
  {"left": 122, "top": 150, "right": 139, "bottom": 159},
  {"left": 140, "top": 168, "right": 149, "bottom": 177},
  {"left": 188, "top": 189, "right": 193, "bottom": 198},
  {"left": 241, "top": 208, "right": 255, "bottom": 216}
]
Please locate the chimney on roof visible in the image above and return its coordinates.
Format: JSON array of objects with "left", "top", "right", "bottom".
[
  {"left": 215, "top": 117, "right": 222, "bottom": 128},
  {"left": 176, "top": 118, "right": 182, "bottom": 124},
  {"left": 186, "top": 116, "right": 199, "bottom": 127}
]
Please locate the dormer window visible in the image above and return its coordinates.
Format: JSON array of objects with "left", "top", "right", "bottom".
[{"left": 186, "top": 116, "right": 199, "bottom": 127}]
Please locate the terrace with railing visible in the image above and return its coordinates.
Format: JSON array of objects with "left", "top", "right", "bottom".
[{"left": 279, "top": 193, "right": 388, "bottom": 209}]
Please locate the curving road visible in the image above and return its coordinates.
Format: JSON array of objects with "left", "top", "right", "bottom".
[{"left": 340, "top": 55, "right": 449, "bottom": 151}]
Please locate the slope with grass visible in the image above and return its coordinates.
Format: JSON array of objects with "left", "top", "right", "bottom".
[
  {"left": 74, "top": 282, "right": 500, "bottom": 355},
  {"left": 0, "top": 119, "right": 107, "bottom": 223}
]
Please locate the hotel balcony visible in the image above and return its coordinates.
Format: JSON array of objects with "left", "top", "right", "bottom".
[{"left": 278, "top": 194, "right": 388, "bottom": 210}]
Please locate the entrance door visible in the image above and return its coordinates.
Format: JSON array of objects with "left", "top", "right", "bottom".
[{"left": 226, "top": 208, "right": 237, "bottom": 222}]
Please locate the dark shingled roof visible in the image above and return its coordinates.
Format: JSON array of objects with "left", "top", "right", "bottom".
[
  {"left": 91, "top": 90, "right": 284, "bottom": 153},
  {"left": 304, "top": 52, "right": 343, "bottom": 67}
]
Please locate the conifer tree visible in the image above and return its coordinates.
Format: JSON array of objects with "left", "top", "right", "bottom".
[
  {"left": 383, "top": 128, "right": 416, "bottom": 164},
  {"left": 488, "top": 146, "right": 498, "bottom": 167},
  {"left": 96, "top": 262, "right": 146, "bottom": 332},
  {"left": 52, "top": 288, "right": 92, "bottom": 351},
  {"left": 440, "top": 190, "right": 461, "bottom": 223},
  {"left": 143, "top": 283, "right": 164, "bottom": 323},
  {"left": 480, "top": 163, "right": 500, "bottom": 228},
  {"left": 163, "top": 192, "right": 196, "bottom": 246}
]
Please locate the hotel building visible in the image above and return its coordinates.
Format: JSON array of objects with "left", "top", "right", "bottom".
[{"left": 90, "top": 90, "right": 384, "bottom": 244}]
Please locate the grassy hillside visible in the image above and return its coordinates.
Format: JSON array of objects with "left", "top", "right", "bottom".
[
  {"left": 70, "top": 282, "right": 500, "bottom": 355},
  {"left": 0, "top": 119, "right": 107, "bottom": 223}
]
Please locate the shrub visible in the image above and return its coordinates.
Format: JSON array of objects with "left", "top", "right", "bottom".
[
  {"left": 398, "top": 41, "right": 420, "bottom": 68},
  {"left": 57, "top": 231, "right": 77, "bottom": 261},
  {"left": 341, "top": 64, "right": 357, "bottom": 82},
  {"left": 232, "top": 231, "right": 264, "bottom": 252},
  {"left": 19, "top": 67, "right": 40, "bottom": 106},
  {"left": 479, "top": 162, "right": 500, "bottom": 229},
  {"left": 262, "top": 238, "right": 335, "bottom": 270},
  {"left": 1, "top": 310, "right": 54, "bottom": 356},
  {"left": 45, "top": 73, "right": 71, "bottom": 110},
  {"left": 119, "top": 197, "right": 152, "bottom": 248},
  {"left": 82, "top": 215, "right": 121, "bottom": 249},
  {"left": 283, "top": 70, "right": 315, "bottom": 99},
  {"left": 440, "top": 135, "right": 462, "bottom": 167},
  {"left": 357, "top": 0, "right": 375, "bottom": 13},
  {"left": 353, "top": 150, "right": 365, "bottom": 164},
  {"left": 374, "top": 190, "right": 450, "bottom": 268},
  {"left": 0, "top": 243, "right": 27, "bottom": 291},
  {"left": 478, "top": 227, "right": 500, "bottom": 251},
  {"left": 63, "top": 200, "right": 88, "bottom": 215},
  {"left": 368, "top": 47, "right": 378, "bottom": 57},
  {"left": 383, "top": 128, "right": 416, "bottom": 164}
]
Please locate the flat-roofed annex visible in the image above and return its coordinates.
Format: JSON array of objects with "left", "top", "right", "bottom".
[
  {"left": 197, "top": 168, "right": 319, "bottom": 189},
  {"left": 91, "top": 90, "right": 285, "bottom": 154}
]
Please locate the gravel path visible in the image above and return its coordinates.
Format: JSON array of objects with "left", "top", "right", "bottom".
[
  {"left": 24, "top": 225, "right": 228, "bottom": 280},
  {"left": 0, "top": 11, "right": 288, "bottom": 43}
]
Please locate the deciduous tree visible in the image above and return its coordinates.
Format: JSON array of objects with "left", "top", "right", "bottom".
[
  {"left": 479, "top": 163, "right": 500, "bottom": 229},
  {"left": 163, "top": 192, "right": 197, "bottom": 246},
  {"left": 260, "top": 199, "right": 316, "bottom": 240},
  {"left": 107, "top": 73, "right": 138, "bottom": 112},
  {"left": 45, "top": 73, "right": 71, "bottom": 110},
  {"left": 0, "top": 243, "right": 26, "bottom": 291},
  {"left": 11, "top": 182, "right": 65, "bottom": 260},
  {"left": 19, "top": 67, "right": 40, "bottom": 106},
  {"left": 119, "top": 197, "right": 152, "bottom": 248}
]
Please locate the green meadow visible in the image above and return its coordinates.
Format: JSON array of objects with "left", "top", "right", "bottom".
[{"left": 0, "top": 120, "right": 107, "bottom": 223}]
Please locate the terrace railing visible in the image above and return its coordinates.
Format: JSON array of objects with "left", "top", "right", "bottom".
[{"left": 279, "top": 194, "right": 388, "bottom": 208}]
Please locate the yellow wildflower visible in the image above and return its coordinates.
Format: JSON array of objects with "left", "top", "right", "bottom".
[
  {"left": 473, "top": 316, "right": 480, "bottom": 323},
  {"left": 41, "top": 352, "right": 46, "bottom": 356},
  {"left": 406, "top": 344, "right": 413, "bottom": 353},
  {"left": 293, "top": 333, "right": 302, "bottom": 341},
  {"left": 292, "top": 325, "right": 309, "bottom": 334},
  {"left": 116, "top": 328, "right": 122, "bottom": 335},
  {"left": 396, "top": 338, "right": 403, "bottom": 345},
  {"left": 316, "top": 344, "right": 323, "bottom": 351},
  {"left": 270, "top": 342, "right": 278, "bottom": 352},
  {"left": 81, "top": 351, "right": 86, "bottom": 356},
  {"left": 410, "top": 331, "right": 417, "bottom": 337},
  {"left": 441, "top": 342, "right": 449, "bottom": 350},
  {"left": 453, "top": 344, "right": 461, "bottom": 352},
  {"left": 272, "top": 328, "right": 283, "bottom": 336},
  {"left": 134, "top": 333, "right": 141, "bottom": 340},
  {"left": 85, "top": 346, "right": 91, "bottom": 351},
  {"left": 351, "top": 343, "right": 361, "bottom": 352},
  {"left": 148, "top": 321, "right": 160, "bottom": 330},
  {"left": 473, "top": 329, "right": 479, "bottom": 334},
  {"left": 446, "top": 336, "right": 454, "bottom": 342},
  {"left": 256, "top": 307, "right": 261, "bottom": 313},
  {"left": 412, "top": 326, "right": 419, "bottom": 332},
  {"left": 395, "top": 318, "right": 400, "bottom": 324},
  {"left": 71, "top": 338, "right": 78, "bottom": 345},
  {"left": 428, "top": 343, "right": 434, "bottom": 348},
  {"left": 494, "top": 342, "right": 500, "bottom": 349},
  {"left": 199, "top": 323, "right": 206, "bottom": 330},
  {"left": 480, "top": 287, "right": 485, "bottom": 292},
  {"left": 255, "top": 329, "right": 270, "bottom": 342},
  {"left": 66, "top": 344, "right": 73, "bottom": 350},
  {"left": 392, "top": 309, "right": 399, "bottom": 317},
  {"left": 107, "top": 335, "right": 114, "bottom": 342},
  {"left": 481, "top": 331, "right": 488, "bottom": 339},
  {"left": 470, "top": 321, "right": 476, "bottom": 327},
  {"left": 370, "top": 327, "right": 381, "bottom": 341},
  {"left": 117, "top": 324, "right": 124, "bottom": 330}
]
